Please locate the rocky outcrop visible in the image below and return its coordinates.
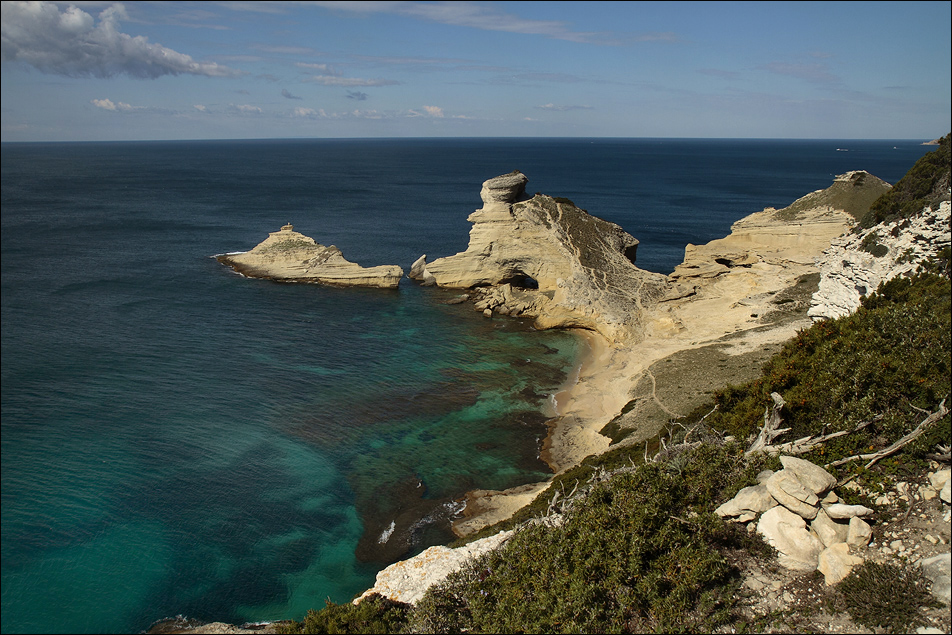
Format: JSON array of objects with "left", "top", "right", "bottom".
[
  {"left": 353, "top": 530, "right": 513, "bottom": 606},
  {"left": 217, "top": 224, "right": 404, "bottom": 288},
  {"left": 643, "top": 173, "right": 888, "bottom": 345},
  {"left": 410, "top": 172, "right": 668, "bottom": 342},
  {"left": 719, "top": 456, "right": 873, "bottom": 584},
  {"left": 669, "top": 172, "right": 888, "bottom": 284},
  {"left": 809, "top": 201, "right": 951, "bottom": 320}
]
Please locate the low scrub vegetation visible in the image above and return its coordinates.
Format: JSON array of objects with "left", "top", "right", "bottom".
[{"left": 860, "top": 133, "right": 950, "bottom": 228}]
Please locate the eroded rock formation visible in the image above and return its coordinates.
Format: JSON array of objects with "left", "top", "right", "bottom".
[
  {"left": 410, "top": 172, "right": 668, "bottom": 342},
  {"left": 809, "top": 200, "right": 951, "bottom": 320},
  {"left": 217, "top": 224, "right": 404, "bottom": 289}
]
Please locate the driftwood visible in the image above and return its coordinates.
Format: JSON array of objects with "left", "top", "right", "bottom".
[
  {"left": 825, "top": 398, "right": 949, "bottom": 470},
  {"left": 771, "top": 415, "right": 882, "bottom": 455},
  {"left": 745, "top": 392, "right": 788, "bottom": 455}
]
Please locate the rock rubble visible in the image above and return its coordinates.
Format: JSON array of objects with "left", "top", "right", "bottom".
[
  {"left": 809, "top": 200, "right": 951, "bottom": 320},
  {"left": 718, "top": 461, "right": 952, "bottom": 597}
]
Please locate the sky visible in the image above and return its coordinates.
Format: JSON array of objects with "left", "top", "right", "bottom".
[{"left": 1, "top": 1, "right": 950, "bottom": 142}]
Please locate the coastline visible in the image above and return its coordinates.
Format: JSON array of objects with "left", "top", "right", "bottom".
[{"left": 450, "top": 198, "right": 855, "bottom": 538}]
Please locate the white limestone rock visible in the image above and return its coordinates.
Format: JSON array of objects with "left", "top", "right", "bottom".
[
  {"left": 920, "top": 552, "right": 951, "bottom": 605},
  {"left": 715, "top": 484, "right": 778, "bottom": 519},
  {"left": 825, "top": 503, "right": 874, "bottom": 520},
  {"left": 421, "top": 172, "right": 668, "bottom": 342},
  {"left": 354, "top": 530, "right": 513, "bottom": 606},
  {"left": 810, "top": 201, "right": 951, "bottom": 321},
  {"left": 479, "top": 171, "right": 529, "bottom": 204},
  {"left": 780, "top": 456, "right": 837, "bottom": 495},
  {"left": 217, "top": 224, "right": 404, "bottom": 288},
  {"left": 765, "top": 470, "right": 819, "bottom": 519},
  {"left": 757, "top": 505, "right": 826, "bottom": 571},
  {"left": 817, "top": 542, "right": 864, "bottom": 585},
  {"left": 846, "top": 516, "right": 872, "bottom": 547},
  {"left": 810, "top": 508, "right": 849, "bottom": 548}
]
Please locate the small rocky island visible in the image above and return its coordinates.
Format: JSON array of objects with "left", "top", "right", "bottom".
[{"left": 216, "top": 224, "right": 404, "bottom": 288}]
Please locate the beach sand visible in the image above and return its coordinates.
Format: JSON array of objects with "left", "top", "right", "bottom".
[{"left": 452, "top": 269, "right": 821, "bottom": 538}]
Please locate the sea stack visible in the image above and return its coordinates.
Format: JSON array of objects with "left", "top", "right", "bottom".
[
  {"left": 409, "top": 171, "right": 668, "bottom": 342},
  {"left": 217, "top": 224, "right": 404, "bottom": 289}
]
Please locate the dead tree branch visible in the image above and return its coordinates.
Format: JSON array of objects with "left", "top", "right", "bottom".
[
  {"left": 825, "top": 398, "right": 949, "bottom": 470},
  {"left": 745, "top": 392, "right": 788, "bottom": 455}
]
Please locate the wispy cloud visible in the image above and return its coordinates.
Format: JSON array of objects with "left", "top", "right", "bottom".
[
  {"left": 535, "top": 103, "right": 594, "bottom": 111},
  {"left": 306, "top": 75, "right": 399, "bottom": 87},
  {"left": 760, "top": 62, "right": 839, "bottom": 85},
  {"left": 698, "top": 68, "right": 741, "bottom": 80},
  {"left": 346, "top": 90, "right": 369, "bottom": 101},
  {"left": 283, "top": 2, "right": 677, "bottom": 46},
  {"left": 281, "top": 88, "right": 303, "bottom": 100},
  {"left": 91, "top": 98, "right": 141, "bottom": 112},
  {"left": 1, "top": 1, "right": 241, "bottom": 78}
]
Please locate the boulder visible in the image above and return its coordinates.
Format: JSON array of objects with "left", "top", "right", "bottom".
[
  {"left": 846, "top": 516, "right": 872, "bottom": 547},
  {"left": 780, "top": 456, "right": 836, "bottom": 495},
  {"left": 479, "top": 171, "right": 528, "bottom": 204},
  {"left": 810, "top": 509, "right": 849, "bottom": 548},
  {"left": 715, "top": 484, "right": 778, "bottom": 520},
  {"left": 920, "top": 553, "right": 951, "bottom": 605},
  {"left": 757, "top": 505, "right": 825, "bottom": 571},
  {"left": 765, "top": 470, "right": 819, "bottom": 519},
  {"left": 354, "top": 530, "right": 513, "bottom": 606},
  {"left": 817, "top": 542, "right": 863, "bottom": 585},
  {"left": 824, "top": 503, "right": 874, "bottom": 520}
]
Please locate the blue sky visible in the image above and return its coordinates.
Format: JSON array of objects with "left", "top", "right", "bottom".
[{"left": 2, "top": 1, "right": 950, "bottom": 141}]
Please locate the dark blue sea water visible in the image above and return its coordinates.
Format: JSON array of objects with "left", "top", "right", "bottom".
[{"left": 1, "top": 138, "right": 931, "bottom": 633}]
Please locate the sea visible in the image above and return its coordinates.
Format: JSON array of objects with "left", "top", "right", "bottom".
[{"left": 1, "top": 138, "right": 932, "bottom": 633}]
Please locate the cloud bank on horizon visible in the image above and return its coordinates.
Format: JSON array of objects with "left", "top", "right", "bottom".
[{"left": 1, "top": 1, "right": 949, "bottom": 141}]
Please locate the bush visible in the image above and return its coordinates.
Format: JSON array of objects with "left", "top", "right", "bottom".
[
  {"left": 413, "top": 444, "right": 774, "bottom": 634},
  {"left": 837, "top": 561, "right": 937, "bottom": 632},
  {"left": 279, "top": 594, "right": 410, "bottom": 634},
  {"left": 860, "top": 133, "right": 950, "bottom": 228},
  {"left": 694, "top": 271, "right": 951, "bottom": 466}
]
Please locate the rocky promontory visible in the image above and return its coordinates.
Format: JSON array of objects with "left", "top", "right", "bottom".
[
  {"left": 217, "top": 224, "right": 403, "bottom": 288},
  {"left": 410, "top": 171, "right": 668, "bottom": 343}
]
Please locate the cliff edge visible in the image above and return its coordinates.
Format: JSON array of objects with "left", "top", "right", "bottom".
[{"left": 410, "top": 171, "right": 669, "bottom": 343}]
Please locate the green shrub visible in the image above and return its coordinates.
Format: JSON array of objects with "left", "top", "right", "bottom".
[
  {"left": 860, "top": 133, "right": 950, "bottom": 228},
  {"left": 695, "top": 271, "right": 951, "bottom": 467},
  {"left": 414, "top": 444, "right": 774, "bottom": 634},
  {"left": 837, "top": 561, "right": 937, "bottom": 632},
  {"left": 280, "top": 594, "right": 410, "bottom": 634}
]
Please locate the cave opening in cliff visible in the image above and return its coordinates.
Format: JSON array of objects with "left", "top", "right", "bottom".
[{"left": 503, "top": 272, "right": 539, "bottom": 289}]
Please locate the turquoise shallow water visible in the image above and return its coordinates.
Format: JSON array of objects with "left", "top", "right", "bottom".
[{"left": 1, "top": 138, "right": 931, "bottom": 633}]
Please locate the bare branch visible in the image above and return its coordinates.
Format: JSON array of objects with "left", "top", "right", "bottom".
[
  {"left": 825, "top": 398, "right": 949, "bottom": 470},
  {"left": 746, "top": 392, "right": 788, "bottom": 455}
]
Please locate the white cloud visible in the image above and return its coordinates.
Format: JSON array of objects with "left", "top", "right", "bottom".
[
  {"left": 1, "top": 1, "right": 240, "bottom": 78},
  {"left": 306, "top": 74, "right": 399, "bottom": 87},
  {"left": 423, "top": 105, "right": 444, "bottom": 117},
  {"left": 535, "top": 103, "right": 594, "bottom": 111},
  {"left": 91, "top": 98, "right": 138, "bottom": 111},
  {"left": 293, "top": 107, "right": 324, "bottom": 118},
  {"left": 193, "top": 104, "right": 207, "bottom": 112},
  {"left": 296, "top": 62, "right": 332, "bottom": 72},
  {"left": 234, "top": 104, "right": 263, "bottom": 113}
]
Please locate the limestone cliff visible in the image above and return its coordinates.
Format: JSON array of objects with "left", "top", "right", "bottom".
[
  {"left": 217, "top": 224, "right": 404, "bottom": 289},
  {"left": 809, "top": 200, "right": 951, "bottom": 320},
  {"left": 648, "top": 172, "right": 889, "bottom": 342},
  {"left": 410, "top": 172, "right": 668, "bottom": 343}
]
